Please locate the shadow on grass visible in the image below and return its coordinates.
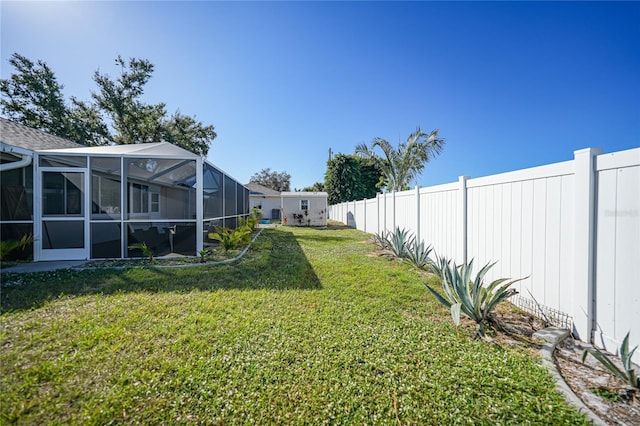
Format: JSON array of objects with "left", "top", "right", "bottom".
[{"left": 0, "top": 229, "right": 321, "bottom": 312}]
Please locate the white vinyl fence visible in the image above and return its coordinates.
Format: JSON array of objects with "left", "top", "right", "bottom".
[{"left": 330, "top": 147, "right": 640, "bottom": 363}]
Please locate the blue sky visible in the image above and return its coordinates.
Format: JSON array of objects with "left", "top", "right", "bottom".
[{"left": 2, "top": 1, "right": 639, "bottom": 190}]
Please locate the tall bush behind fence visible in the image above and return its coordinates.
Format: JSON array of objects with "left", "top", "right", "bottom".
[{"left": 329, "top": 147, "right": 640, "bottom": 364}]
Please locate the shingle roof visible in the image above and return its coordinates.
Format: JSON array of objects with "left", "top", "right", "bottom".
[
  {"left": 0, "top": 117, "right": 83, "bottom": 151},
  {"left": 245, "top": 182, "right": 281, "bottom": 195}
]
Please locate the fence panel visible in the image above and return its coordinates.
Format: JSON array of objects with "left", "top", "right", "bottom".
[
  {"left": 466, "top": 161, "right": 575, "bottom": 320},
  {"left": 365, "top": 198, "right": 377, "bottom": 234},
  {"left": 394, "top": 190, "right": 416, "bottom": 232},
  {"left": 418, "top": 184, "right": 460, "bottom": 262},
  {"left": 594, "top": 149, "right": 640, "bottom": 362}
]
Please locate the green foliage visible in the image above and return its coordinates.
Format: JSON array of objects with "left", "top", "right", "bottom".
[
  {"left": 582, "top": 332, "right": 639, "bottom": 389},
  {"left": 591, "top": 387, "right": 624, "bottom": 402},
  {"left": 198, "top": 249, "right": 210, "bottom": 263},
  {"left": 302, "top": 181, "right": 325, "bottom": 192},
  {"left": 0, "top": 53, "right": 215, "bottom": 155},
  {"left": 240, "top": 206, "right": 265, "bottom": 231},
  {"left": 387, "top": 227, "right": 414, "bottom": 259},
  {"left": 425, "top": 258, "right": 524, "bottom": 339},
  {"left": 325, "top": 153, "right": 384, "bottom": 205},
  {"left": 0, "top": 234, "right": 34, "bottom": 261},
  {"left": 127, "top": 242, "right": 154, "bottom": 262},
  {"left": 292, "top": 213, "right": 305, "bottom": 225},
  {"left": 208, "top": 226, "right": 251, "bottom": 253},
  {"left": 251, "top": 207, "right": 263, "bottom": 223},
  {"left": 405, "top": 240, "right": 433, "bottom": 270},
  {"left": 0, "top": 53, "right": 111, "bottom": 145},
  {"left": 249, "top": 168, "right": 291, "bottom": 192},
  {"left": 239, "top": 213, "right": 260, "bottom": 231},
  {"left": 355, "top": 126, "right": 444, "bottom": 192}
]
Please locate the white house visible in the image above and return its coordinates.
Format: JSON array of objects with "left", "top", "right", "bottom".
[{"left": 281, "top": 192, "right": 328, "bottom": 227}]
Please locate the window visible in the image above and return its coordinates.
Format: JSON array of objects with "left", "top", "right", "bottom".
[
  {"left": 131, "top": 183, "right": 149, "bottom": 213},
  {"left": 92, "top": 175, "right": 121, "bottom": 218},
  {"left": 128, "top": 183, "right": 159, "bottom": 215},
  {"left": 300, "top": 199, "right": 309, "bottom": 211},
  {"left": 150, "top": 193, "right": 160, "bottom": 213},
  {"left": 91, "top": 157, "right": 121, "bottom": 219}
]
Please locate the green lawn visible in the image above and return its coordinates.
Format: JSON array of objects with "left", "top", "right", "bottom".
[{"left": 0, "top": 226, "right": 587, "bottom": 425}]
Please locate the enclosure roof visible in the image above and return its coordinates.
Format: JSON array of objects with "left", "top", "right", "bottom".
[
  {"left": 39, "top": 141, "right": 199, "bottom": 158},
  {"left": 0, "top": 117, "right": 83, "bottom": 151}
]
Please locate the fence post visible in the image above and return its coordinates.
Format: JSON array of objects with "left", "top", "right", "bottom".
[
  {"left": 377, "top": 193, "right": 380, "bottom": 234},
  {"left": 392, "top": 191, "right": 396, "bottom": 230},
  {"left": 458, "top": 176, "right": 469, "bottom": 264},
  {"left": 363, "top": 198, "right": 367, "bottom": 233},
  {"left": 573, "top": 148, "right": 601, "bottom": 341},
  {"left": 383, "top": 193, "right": 387, "bottom": 232},
  {"left": 415, "top": 185, "right": 421, "bottom": 244}
]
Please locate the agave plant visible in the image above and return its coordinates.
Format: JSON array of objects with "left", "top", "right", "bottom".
[
  {"left": 372, "top": 231, "right": 391, "bottom": 250},
  {"left": 128, "top": 241, "right": 154, "bottom": 262},
  {"left": 388, "top": 227, "right": 414, "bottom": 259},
  {"left": 582, "top": 332, "right": 639, "bottom": 389},
  {"left": 425, "top": 258, "right": 524, "bottom": 339},
  {"left": 428, "top": 254, "right": 449, "bottom": 278},
  {"left": 405, "top": 240, "right": 433, "bottom": 269}
]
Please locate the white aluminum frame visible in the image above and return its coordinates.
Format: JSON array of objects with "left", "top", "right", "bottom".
[{"left": 35, "top": 154, "right": 91, "bottom": 261}]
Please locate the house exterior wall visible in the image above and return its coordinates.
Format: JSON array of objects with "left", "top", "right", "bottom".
[
  {"left": 249, "top": 195, "right": 281, "bottom": 219},
  {"left": 281, "top": 193, "right": 328, "bottom": 226}
]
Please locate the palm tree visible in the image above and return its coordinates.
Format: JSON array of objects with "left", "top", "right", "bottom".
[{"left": 355, "top": 127, "right": 444, "bottom": 192}]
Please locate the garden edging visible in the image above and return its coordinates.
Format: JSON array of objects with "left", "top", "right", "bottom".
[
  {"left": 533, "top": 327, "right": 607, "bottom": 426},
  {"left": 73, "top": 229, "right": 264, "bottom": 271}
]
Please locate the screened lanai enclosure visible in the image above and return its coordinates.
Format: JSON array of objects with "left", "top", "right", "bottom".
[{"left": 0, "top": 118, "right": 249, "bottom": 261}]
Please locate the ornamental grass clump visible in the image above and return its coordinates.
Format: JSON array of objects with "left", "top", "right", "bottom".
[
  {"left": 426, "top": 258, "right": 525, "bottom": 339},
  {"left": 582, "top": 332, "right": 639, "bottom": 390}
]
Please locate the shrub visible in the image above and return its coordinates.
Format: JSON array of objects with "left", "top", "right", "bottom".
[
  {"left": 0, "top": 234, "right": 34, "bottom": 260},
  {"left": 425, "top": 258, "right": 524, "bottom": 339},
  {"left": 128, "top": 242, "right": 154, "bottom": 262},
  {"left": 198, "top": 249, "right": 210, "bottom": 263},
  {"left": 208, "top": 226, "right": 251, "bottom": 253},
  {"left": 582, "top": 332, "right": 639, "bottom": 389},
  {"left": 251, "top": 207, "right": 263, "bottom": 223}
]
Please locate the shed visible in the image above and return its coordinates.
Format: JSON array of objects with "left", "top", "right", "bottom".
[{"left": 281, "top": 192, "right": 328, "bottom": 227}]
